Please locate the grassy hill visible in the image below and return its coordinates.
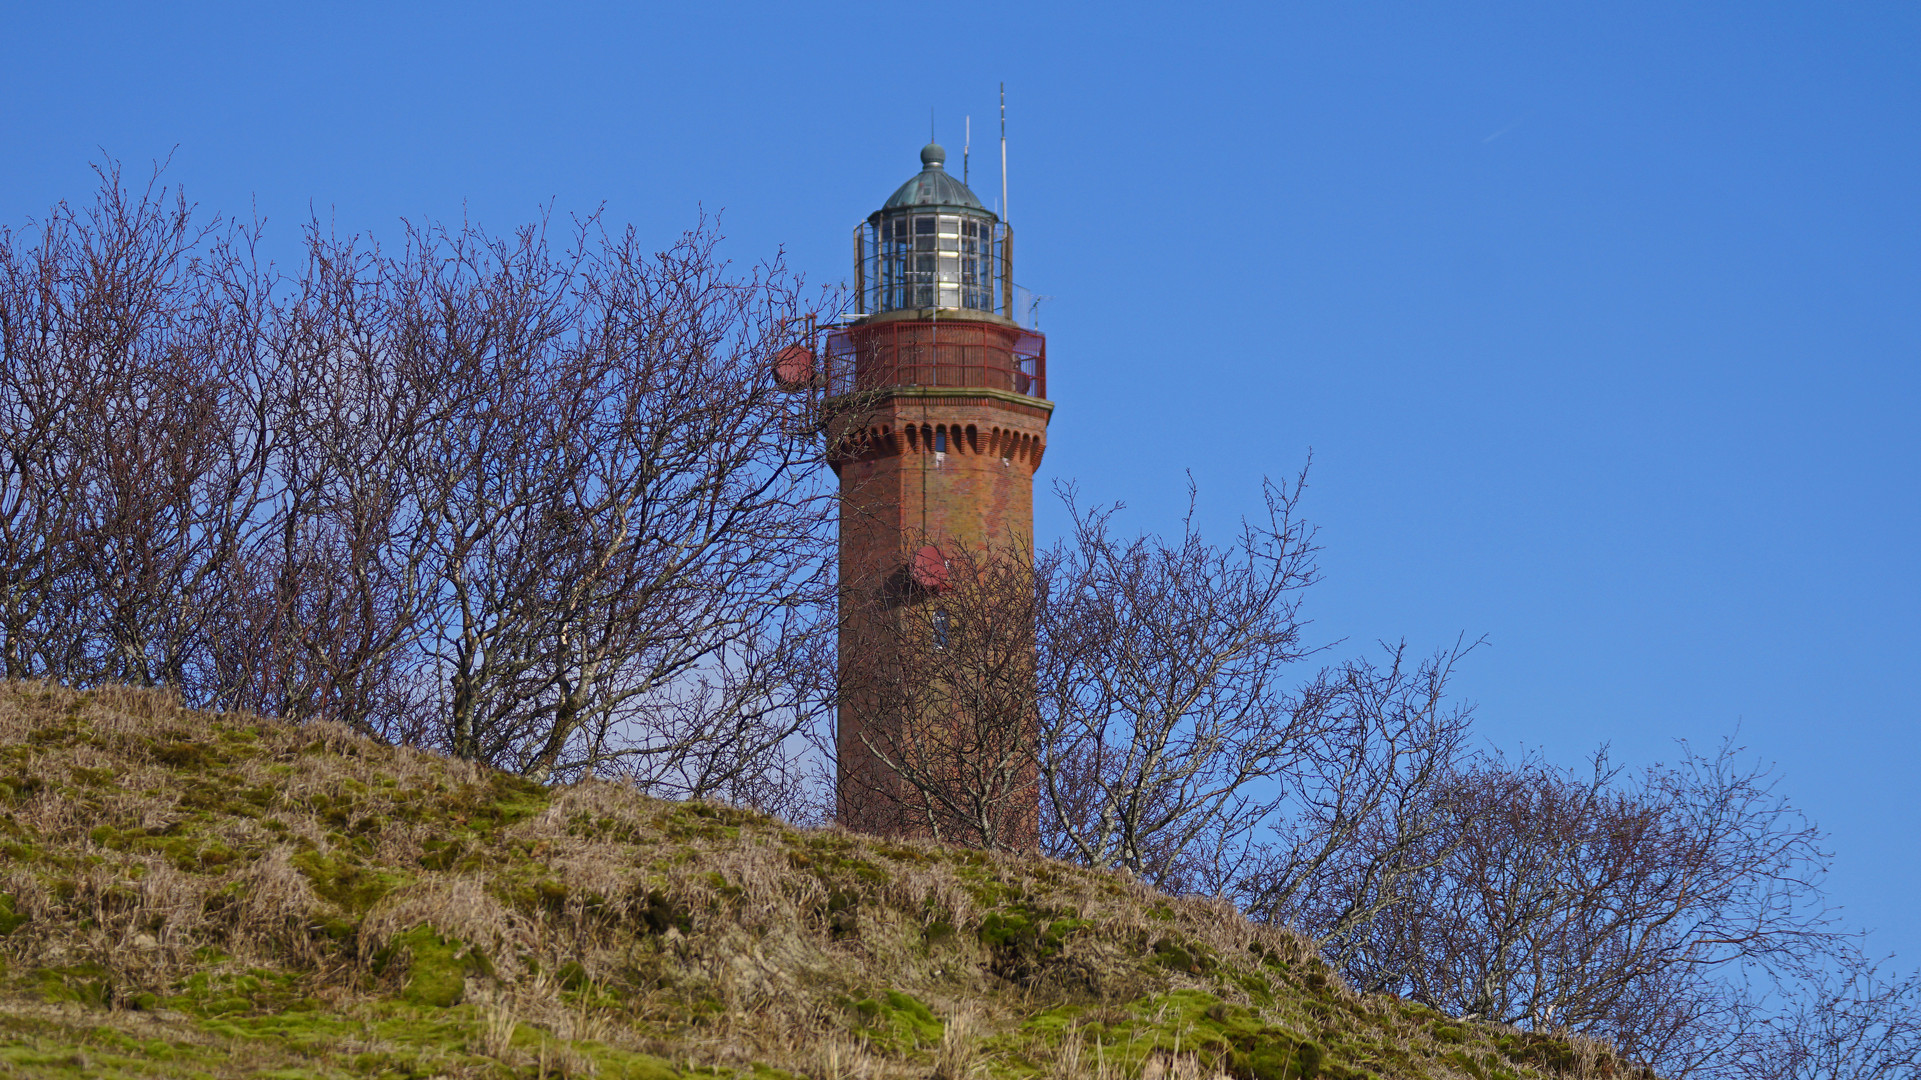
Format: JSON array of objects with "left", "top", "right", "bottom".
[{"left": 0, "top": 683, "right": 1635, "bottom": 1080}]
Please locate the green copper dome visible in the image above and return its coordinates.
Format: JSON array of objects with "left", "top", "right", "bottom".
[{"left": 881, "top": 143, "right": 989, "bottom": 212}]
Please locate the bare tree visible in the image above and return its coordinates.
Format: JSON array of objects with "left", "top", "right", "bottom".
[
  {"left": 1236, "top": 638, "right": 1479, "bottom": 961},
  {"left": 1035, "top": 475, "right": 1326, "bottom": 889},
  {"left": 0, "top": 162, "right": 277, "bottom": 698},
  {"left": 0, "top": 201, "right": 99, "bottom": 680},
  {"left": 215, "top": 223, "right": 445, "bottom": 742},
  {"left": 1725, "top": 954, "right": 1921, "bottom": 1080},
  {"left": 1342, "top": 741, "right": 1837, "bottom": 1072},
  {"left": 1030, "top": 473, "right": 1476, "bottom": 949},
  {"left": 1008, "top": 470, "right": 1891, "bottom": 1079},
  {"left": 0, "top": 163, "right": 838, "bottom": 799},
  {"left": 388, "top": 215, "right": 835, "bottom": 783}
]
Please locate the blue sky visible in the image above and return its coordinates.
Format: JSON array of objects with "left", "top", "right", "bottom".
[{"left": 5, "top": 2, "right": 1916, "bottom": 959}]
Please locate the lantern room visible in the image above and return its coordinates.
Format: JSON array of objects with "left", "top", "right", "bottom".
[
  {"left": 815, "top": 142, "right": 1045, "bottom": 401},
  {"left": 853, "top": 143, "right": 1012, "bottom": 317}
]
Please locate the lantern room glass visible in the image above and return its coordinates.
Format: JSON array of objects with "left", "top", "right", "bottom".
[{"left": 868, "top": 208, "right": 1001, "bottom": 314}]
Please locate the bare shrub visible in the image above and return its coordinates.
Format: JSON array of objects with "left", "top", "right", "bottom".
[
  {"left": 1035, "top": 476, "right": 1322, "bottom": 888},
  {"left": 0, "top": 163, "right": 275, "bottom": 695},
  {"left": 0, "top": 164, "right": 837, "bottom": 792},
  {"left": 1029, "top": 472, "right": 1473, "bottom": 936},
  {"left": 1236, "top": 639, "right": 1478, "bottom": 956},
  {"left": 1724, "top": 953, "right": 1921, "bottom": 1080},
  {"left": 1338, "top": 741, "right": 1845, "bottom": 1075}
]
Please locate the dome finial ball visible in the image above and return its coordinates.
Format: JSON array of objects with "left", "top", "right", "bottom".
[{"left": 920, "top": 143, "right": 946, "bottom": 169}]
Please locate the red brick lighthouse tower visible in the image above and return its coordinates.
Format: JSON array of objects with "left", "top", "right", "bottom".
[{"left": 822, "top": 141, "right": 1051, "bottom": 846}]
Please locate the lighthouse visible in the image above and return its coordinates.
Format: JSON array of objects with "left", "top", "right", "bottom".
[{"left": 822, "top": 141, "right": 1052, "bottom": 845}]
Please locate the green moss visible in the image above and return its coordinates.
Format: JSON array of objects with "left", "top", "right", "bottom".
[
  {"left": 823, "top": 887, "right": 860, "bottom": 939},
  {"left": 26, "top": 723, "right": 83, "bottom": 747},
  {"left": 848, "top": 989, "right": 943, "bottom": 1052},
  {"left": 825, "top": 855, "right": 890, "bottom": 885},
  {"left": 701, "top": 871, "right": 745, "bottom": 901},
  {"left": 163, "top": 967, "right": 314, "bottom": 1021},
  {"left": 979, "top": 909, "right": 1036, "bottom": 951},
  {"left": 1156, "top": 938, "right": 1199, "bottom": 973},
  {"left": 419, "top": 835, "right": 481, "bottom": 872},
  {"left": 67, "top": 766, "right": 117, "bottom": 788},
  {"left": 375, "top": 926, "right": 490, "bottom": 1008},
  {"left": 870, "top": 841, "right": 931, "bottom": 863},
  {"left": 197, "top": 1008, "right": 360, "bottom": 1048},
  {"left": 150, "top": 741, "right": 212, "bottom": 770},
  {"left": 1494, "top": 1031, "right": 1581, "bottom": 1073},
  {"left": 0, "top": 892, "right": 26, "bottom": 936},
  {"left": 467, "top": 772, "right": 550, "bottom": 830},
  {"left": 1234, "top": 971, "right": 1277, "bottom": 1006},
  {"left": 31, "top": 964, "right": 113, "bottom": 1008},
  {"left": 1445, "top": 1049, "right": 1492, "bottom": 1080},
  {"left": 1018, "top": 1002, "right": 1088, "bottom": 1041},
  {"left": 85, "top": 820, "right": 257, "bottom": 876},
  {"left": 290, "top": 847, "right": 403, "bottom": 913},
  {"left": 789, "top": 834, "right": 892, "bottom": 885},
  {"left": 1148, "top": 934, "right": 1222, "bottom": 978},
  {"left": 0, "top": 773, "right": 47, "bottom": 804},
  {"left": 1001, "top": 991, "right": 1329, "bottom": 1080},
  {"left": 977, "top": 904, "right": 1089, "bottom": 980},
  {"left": 563, "top": 1043, "right": 682, "bottom": 1080}
]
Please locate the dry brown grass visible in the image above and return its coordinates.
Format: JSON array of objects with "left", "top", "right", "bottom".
[{"left": 0, "top": 681, "right": 1648, "bottom": 1080}]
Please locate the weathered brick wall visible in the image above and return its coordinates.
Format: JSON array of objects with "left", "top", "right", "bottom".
[{"left": 829, "top": 352, "right": 1053, "bottom": 845}]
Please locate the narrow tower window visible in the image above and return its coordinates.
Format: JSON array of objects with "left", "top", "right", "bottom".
[{"left": 934, "top": 429, "right": 947, "bottom": 453}]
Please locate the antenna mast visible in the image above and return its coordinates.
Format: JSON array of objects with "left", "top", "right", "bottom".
[
  {"left": 999, "top": 84, "right": 1008, "bottom": 223},
  {"left": 964, "top": 116, "right": 970, "bottom": 185}
]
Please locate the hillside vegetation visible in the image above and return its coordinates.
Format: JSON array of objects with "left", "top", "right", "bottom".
[{"left": 0, "top": 684, "right": 1637, "bottom": 1080}]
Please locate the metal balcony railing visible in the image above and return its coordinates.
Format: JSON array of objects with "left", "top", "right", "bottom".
[{"left": 820, "top": 319, "right": 1046, "bottom": 400}]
